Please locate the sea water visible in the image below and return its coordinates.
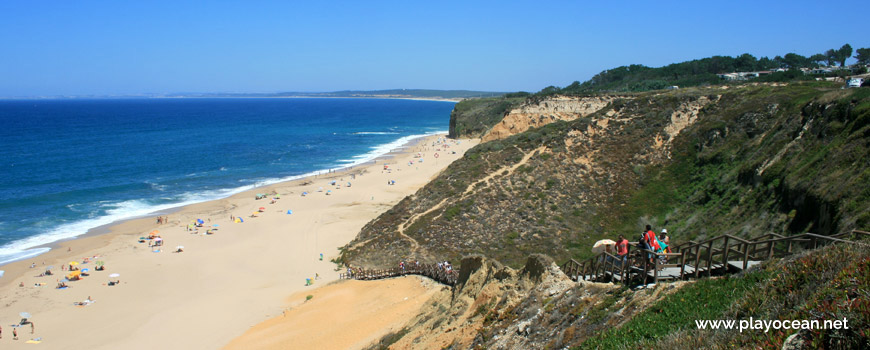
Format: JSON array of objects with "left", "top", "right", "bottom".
[{"left": 0, "top": 98, "right": 454, "bottom": 265}]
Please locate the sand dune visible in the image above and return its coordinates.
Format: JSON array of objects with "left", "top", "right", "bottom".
[{"left": 225, "top": 277, "right": 441, "bottom": 350}]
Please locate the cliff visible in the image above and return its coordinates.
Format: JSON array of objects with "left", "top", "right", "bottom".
[
  {"left": 342, "top": 83, "right": 870, "bottom": 269},
  {"left": 481, "top": 95, "right": 620, "bottom": 142}
]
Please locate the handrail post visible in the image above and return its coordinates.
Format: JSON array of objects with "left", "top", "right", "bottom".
[
  {"left": 722, "top": 236, "right": 730, "bottom": 273},
  {"left": 706, "top": 240, "right": 714, "bottom": 277},
  {"left": 743, "top": 243, "right": 750, "bottom": 270},
  {"left": 642, "top": 253, "right": 649, "bottom": 286},
  {"left": 653, "top": 253, "right": 659, "bottom": 286},
  {"left": 694, "top": 245, "right": 702, "bottom": 279},
  {"left": 680, "top": 251, "right": 686, "bottom": 280}
]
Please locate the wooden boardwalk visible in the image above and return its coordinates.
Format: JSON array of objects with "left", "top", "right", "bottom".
[
  {"left": 344, "top": 230, "right": 868, "bottom": 288},
  {"left": 562, "top": 230, "right": 870, "bottom": 287},
  {"left": 340, "top": 262, "right": 458, "bottom": 286}
]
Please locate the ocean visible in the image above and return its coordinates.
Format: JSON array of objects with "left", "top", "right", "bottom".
[{"left": 0, "top": 98, "right": 454, "bottom": 265}]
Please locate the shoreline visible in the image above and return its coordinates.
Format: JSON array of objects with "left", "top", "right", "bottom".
[
  {"left": 0, "top": 130, "right": 446, "bottom": 269},
  {"left": 0, "top": 133, "right": 479, "bottom": 349}
]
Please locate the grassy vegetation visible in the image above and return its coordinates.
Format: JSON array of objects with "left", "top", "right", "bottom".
[
  {"left": 577, "top": 272, "right": 769, "bottom": 349},
  {"left": 569, "top": 240, "right": 870, "bottom": 349}
]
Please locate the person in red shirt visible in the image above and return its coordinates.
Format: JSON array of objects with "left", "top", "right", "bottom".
[
  {"left": 643, "top": 225, "right": 660, "bottom": 263},
  {"left": 615, "top": 234, "right": 629, "bottom": 264}
]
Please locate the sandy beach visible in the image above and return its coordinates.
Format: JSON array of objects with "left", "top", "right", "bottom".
[
  {"left": 0, "top": 134, "right": 478, "bottom": 349},
  {"left": 226, "top": 277, "right": 443, "bottom": 350}
]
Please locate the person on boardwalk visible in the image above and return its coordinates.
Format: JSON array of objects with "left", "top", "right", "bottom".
[
  {"left": 642, "top": 225, "right": 660, "bottom": 263},
  {"left": 615, "top": 234, "right": 629, "bottom": 264},
  {"left": 659, "top": 229, "right": 671, "bottom": 254}
]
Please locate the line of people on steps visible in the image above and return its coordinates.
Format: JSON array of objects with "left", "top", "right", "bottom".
[{"left": 610, "top": 225, "right": 671, "bottom": 265}]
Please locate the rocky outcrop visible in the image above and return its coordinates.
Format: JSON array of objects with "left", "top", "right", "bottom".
[
  {"left": 385, "top": 255, "right": 576, "bottom": 350},
  {"left": 482, "top": 95, "right": 619, "bottom": 142}
]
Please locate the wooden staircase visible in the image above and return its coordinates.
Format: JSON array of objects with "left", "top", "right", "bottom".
[{"left": 561, "top": 230, "right": 870, "bottom": 287}]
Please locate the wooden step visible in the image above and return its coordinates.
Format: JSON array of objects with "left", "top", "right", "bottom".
[{"left": 726, "top": 260, "right": 762, "bottom": 271}]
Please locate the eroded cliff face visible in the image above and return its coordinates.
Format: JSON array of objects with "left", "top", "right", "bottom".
[
  {"left": 343, "top": 92, "right": 719, "bottom": 268},
  {"left": 482, "top": 96, "right": 620, "bottom": 142},
  {"left": 386, "top": 255, "right": 578, "bottom": 350}
]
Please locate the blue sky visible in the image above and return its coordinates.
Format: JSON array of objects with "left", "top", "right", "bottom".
[{"left": 1, "top": 1, "right": 867, "bottom": 96}]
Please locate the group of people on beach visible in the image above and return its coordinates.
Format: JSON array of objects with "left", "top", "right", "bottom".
[
  {"left": 0, "top": 319, "right": 35, "bottom": 341},
  {"left": 155, "top": 216, "right": 168, "bottom": 224}
]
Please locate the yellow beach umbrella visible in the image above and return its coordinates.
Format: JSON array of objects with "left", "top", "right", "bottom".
[
  {"left": 68, "top": 261, "right": 79, "bottom": 266},
  {"left": 66, "top": 271, "right": 81, "bottom": 279}
]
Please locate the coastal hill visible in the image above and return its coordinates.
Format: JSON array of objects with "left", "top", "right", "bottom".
[
  {"left": 344, "top": 81, "right": 870, "bottom": 349},
  {"left": 341, "top": 82, "right": 870, "bottom": 269}
]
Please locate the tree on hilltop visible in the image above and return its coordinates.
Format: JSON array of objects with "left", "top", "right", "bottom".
[
  {"left": 782, "top": 53, "right": 810, "bottom": 69},
  {"left": 837, "top": 44, "right": 853, "bottom": 67},
  {"left": 825, "top": 49, "right": 838, "bottom": 66},
  {"left": 809, "top": 53, "right": 827, "bottom": 66},
  {"left": 853, "top": 47, "right": 869, "bottom": 66}
]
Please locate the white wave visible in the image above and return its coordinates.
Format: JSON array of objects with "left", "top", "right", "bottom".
[
  {"left": 146, "top": 181, "right": 167, "bottom": 192},
  {"left": 351, "top": 131, "right": 400, "bottom": 135},
  {"left": 0, "top": 247, "right": 51, "bottom": 266},
  {"left": 0, "top": 130, "right": 448, "bottom": 266}
]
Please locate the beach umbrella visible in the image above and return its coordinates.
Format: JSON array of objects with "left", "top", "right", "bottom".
[
  {"left": 259, "top": 207, "right": 265, "bottom": 211},
  {"left": 212, "top": 224, "right": 219, "bottom": 227},
  {"left": 154, "top": 237, "right": 163, "bottom": 242},
  {"left": 68, "top": 261, "right": 79, "bottom": 266},
  {"left": 150, "top": 230, "right": 159, "bottom": 235},
  {"left": 175, "top": 245, "right": 184, "bottom": 250},
  {"left": 109, "top": 273, "right": 120, "bottom": 278},
  {"left": 275, "top": 195, "right": 281, "bottom": 199},
  {"left": 591, "top": 239, "right": 617, "bottom": 254},
  {"left": 197, "top": 219, "right": 204, "bottom": 224},
  {"left": 81, "top": 268, "right": 89, "bottom": 273},
  {"left": 95, "top": 261, "right": 105, "bottom": 266},
  {"left": 302, "top": 192, "right": 308, "bottom": 196},
  {"left": 66, "top": 271, "right": 81, "bottom": 279},
  {"left": 287, "top": 210, "right": 293, "bottom": 214},
  {"left": 20, "top": 312, "right": 31, "bottom": 318}
]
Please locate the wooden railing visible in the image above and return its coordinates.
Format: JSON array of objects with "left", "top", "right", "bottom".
[
  {"left": 572, "top": 229, "right": 870, "bottom": 287},
  {"left": 340, "top": 263, "right": 459, "bottom": 286},
  {"left": 345, "top": 231, "right": 870, "bottom": 288}
]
